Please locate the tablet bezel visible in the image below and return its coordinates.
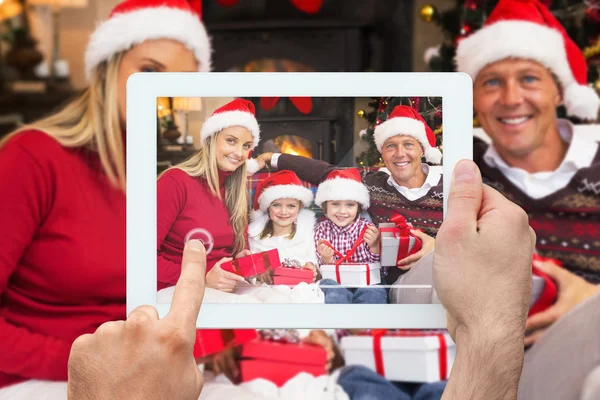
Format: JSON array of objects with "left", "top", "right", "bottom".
[{"left": 126, "top": 72, "right": 473, "bottom": 328}]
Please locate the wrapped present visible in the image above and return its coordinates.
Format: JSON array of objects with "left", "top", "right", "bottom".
[
  {"left": 221, "top": 249, "right": 281, "bottom": 278},
  {"left": 273, "top": 267, "right": 314, "bottom": 285},
  {"left": 319, "top": 225, "right": 381, "bottom": 286},
  {"left": 194, "top": 329, "right": 257, "bottom": 359},
  {"left": 240, "top": 338, "right": 328, "bottom": 386},
  {"left": 529, "top": 254, "right": 561, "bottom": 316},
  {"left": 341, "top": 329, "right": 455, "bottom": 383},
  {"left": 320, "top": 263, "right": 381, "bottom": 286},
  {"left": 379, "top": 214, "right": 422, "bottom": 267}
]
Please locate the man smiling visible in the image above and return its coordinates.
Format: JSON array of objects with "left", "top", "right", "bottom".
[{"left": 456, "top": 1, "right": 600, "bottom": 398}]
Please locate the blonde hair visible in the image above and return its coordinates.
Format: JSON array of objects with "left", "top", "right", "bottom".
[
  {"left": 259, "top": 200, "right": 302, "bottom": 240},
  {"left": 0, "top": 53, "right": 126, "bottom": 191},
  {"left": 162, "top": 134, "right": 248, "bottom": 254}
]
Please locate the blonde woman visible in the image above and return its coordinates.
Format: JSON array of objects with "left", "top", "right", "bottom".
[
  {"left": 0, "top": 0, "right": 211, "bottom": 397},
  {"left": 157, "top": 98, "right": 259, "bottom": 292}
]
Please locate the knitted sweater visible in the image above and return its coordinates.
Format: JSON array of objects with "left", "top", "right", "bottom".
[
  {"left": 277, "top": 154, "right": 444, "bottom": 284},
  {"left": 0, "top": 130, "right": 126, "bottom": 388},
  {"left": 474, "top": 138, "right": 600, "bottom": 284},
  {"left": 157, "top": 168, "right": 238, "bottom": 290}
]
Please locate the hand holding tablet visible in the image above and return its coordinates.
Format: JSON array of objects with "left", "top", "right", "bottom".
[
  {"left": 69, "top": 159, "right": 534, "bottom": 400},
  {"left": 68, "top": 239, "right": 208, "bottom": 400}
]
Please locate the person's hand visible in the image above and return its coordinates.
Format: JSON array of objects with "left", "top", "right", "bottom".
[
  {"left": 363, "top": 225, "right": 381, "bottom": 254},
  {"left": 524, "top": 261, "right": 600, "bottom": 346},
  {"left": 205, "top": 258, "right": 245, "bottom": 292},
  {"left": 433, "top": 159, "right": 534, "bottom": 344},
  {"left": 434, "top": 160, "right": 534, "bottom": 400},
  {"left": 397, "top": 230, "right": 435, "bottom": 270},
  {"left": 234, "top": 249, "right": 252, "bottom": 259},
  {"left": 317, "top": 240, "right": 335, "bottom": 264},
  {"left": 302, "top": 330, "right": 336, "bottom": 372},
  {"left": 67, "top": 240, "right": 208, "bottom": 400},
  {"left": 207, "top": 347, "right": 240, "bottom": 383},
  {"left": 302, "top": 262, "right": 320, "bottom": 282},
  {"left": 250, "top": 152, "right": 274, "bottom": 172}
]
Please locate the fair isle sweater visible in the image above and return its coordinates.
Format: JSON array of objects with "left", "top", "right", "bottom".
[{"left": 474, "top": 138, "right": 600, "bottom": 284}]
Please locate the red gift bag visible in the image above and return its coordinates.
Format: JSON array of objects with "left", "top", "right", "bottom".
[{"left": 240, "top": 340, "right": 328, "bottom": 386}]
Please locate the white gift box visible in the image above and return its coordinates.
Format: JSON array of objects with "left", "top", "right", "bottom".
[
  {"left": 379, "top": 223, "right": 422, "bottom": 267},
  {"left": 320, "top": 263, "right": 381, "bottom": 286},
  {"left": 341, "top": 331, "right": 455, "bottom": 383}
]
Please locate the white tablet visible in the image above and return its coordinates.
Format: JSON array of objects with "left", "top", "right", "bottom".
[{"left": 126, "top": 72, "right": 473, "bottom": 328}]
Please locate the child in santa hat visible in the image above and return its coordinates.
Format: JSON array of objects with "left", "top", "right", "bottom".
[
  {"left": 314, "top": 169, "right": 388, "bottom": 304},
  {"left": 248, "top": 170, "right": 320, "bottom": 282}
]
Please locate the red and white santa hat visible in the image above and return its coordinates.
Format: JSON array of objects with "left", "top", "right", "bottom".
[
  {"left": 200, "top": 98, "right": 260, "bottom": 149},
  {"left": 373, "top": 105, "right": 442, "bottom": 164},
  {"left": 315, "top": 169, "right": 370, "bottom": 209},
  {"left": 252, "top": 170, "right": 314, "bottom": 216},
  {"left": 85, "top": 0, "right": 211, "bottom": 79},
  {"left": 456, "top": 0, "right": 600, "bottom": 121}
]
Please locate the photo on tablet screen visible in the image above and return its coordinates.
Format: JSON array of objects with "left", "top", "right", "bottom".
[
  {"left": 126, "top": 72, "right": 472, "bottom": 328},
  {"left": 155, "top": 96, "right": 444, "bottom": 305}
]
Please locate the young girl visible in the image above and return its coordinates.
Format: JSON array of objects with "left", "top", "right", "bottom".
[
  {"left": 248, "top": 170, "right": 319, "bottom": 281},
  {"left": 314, "top": 169, "right": 388, "bottom": 304}
]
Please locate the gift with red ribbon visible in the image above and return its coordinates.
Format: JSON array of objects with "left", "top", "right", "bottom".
[
  {"left": 319, "top": 226, "right": 381, "bottom": 286},
  {"left": 221, "top": 249, "right": 281, "bottom": 278},
  {"left": 529, "top": 254, "right": 562, "bottom": 316},
  {"left": 340, "top": 329, "right": 455, "bottom": 383},
  {"left": 240, "top": 338, "right": 328, "bottom": 386},
  {"left": 194, "top": 329, "right": 257, "bottom": 360},
  {"left": 379, "top": 214, "right": 422, "bottom": 267}
]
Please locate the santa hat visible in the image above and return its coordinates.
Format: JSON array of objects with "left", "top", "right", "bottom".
[
  {"left": 252, "top": 170, "right": 314, "bottom": 217},
  {"left": 315, "top": 169, "right": 370, "bottom": 209},
  {"left": 373, "top": 105, "right": 442, "bottom": 164},
  {"left": 456, "top": 0, "right": 600, "bottom": 121},
  {"left": 200, "top": 98, "right": 260, "bottom": 149},
  {"left": 85, "top": 0, "right": 211, "bottom": 79}
]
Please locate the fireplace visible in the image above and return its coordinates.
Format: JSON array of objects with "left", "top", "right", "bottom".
[
  {"left": 246, "top": 96, "right": 355, "bottom": 165},
  {"left": 199, "top": 0, "right": 414, "bottom": 165}
]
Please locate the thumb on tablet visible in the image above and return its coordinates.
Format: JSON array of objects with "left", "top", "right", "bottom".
[{"left": 445, "top": 160, "right": 482, "bottom": 234}]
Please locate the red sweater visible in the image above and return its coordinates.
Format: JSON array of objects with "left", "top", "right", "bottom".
[
  {"left": 157, "top": 168, "right": 238, "bottom": 290},
  {"left": 0, "top": 130, "right": 126, "bottom": 389}
]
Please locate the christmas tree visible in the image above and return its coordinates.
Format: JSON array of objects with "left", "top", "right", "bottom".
[
  {"left": 356, "top": 97, "right": 443, "bottom": 167},
  {"left": 421, "top": 0, "right": 600, "bottom": 86}
]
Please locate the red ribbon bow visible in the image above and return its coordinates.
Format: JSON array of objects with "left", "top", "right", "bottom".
[
  {"left": 380, "top": 214, "right": 422, "bottom": 265},
  {"left": 370, "top": 329, "right": 448, "bottom": 381},
  {"left": 321, "top": 226, "right": 371, "bottom": 285}
]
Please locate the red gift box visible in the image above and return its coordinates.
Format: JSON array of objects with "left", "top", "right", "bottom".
[
  {"left": 240, "top": 340, "right": 328, "bottom": 386},
  {"left": 221, "top": 249, "right": 281, "bottom": 278},
  {"left": 529, "top": 254, "right": 562, "bottom": 316},
  {"left": 193, "top": 329, "right": 257, "bottom": 359},
  {"left": 273, "top": 267, "right": 314, "bottom": 285},
  {"left": 379, "top": 214, "right": 422, "bottom": 267}
]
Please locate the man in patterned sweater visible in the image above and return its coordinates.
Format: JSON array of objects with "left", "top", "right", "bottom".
[
  {"left": 456, "top": 1, "right": 600, "bottom": 398},
  {"left": 255, "top": 105, "right": 443, "bottom": 284}
]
